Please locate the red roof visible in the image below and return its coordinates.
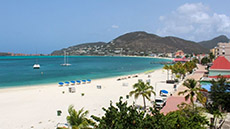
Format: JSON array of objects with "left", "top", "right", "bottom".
[
  {"left": 209, "top": 75, "right": 230, "bottom": 78},
  {"left": 210, "top": 56, "right": 230, "bottom": 70},
  {"left": 173, "top": 58, "right": 188, "bottom": 62},
  {"left": 160, "top": 96, "right": 190, "bottom": 115}
]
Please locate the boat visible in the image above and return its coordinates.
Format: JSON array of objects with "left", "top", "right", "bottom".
[
  {"left": 33, "top": 64, "right": 40, "bottom": 69},
  {"left": 61, "top": 51, "right": 71, "bottom": 66},
  {"left": 33, "top": 54, "right": 40, "bottom": 69}
]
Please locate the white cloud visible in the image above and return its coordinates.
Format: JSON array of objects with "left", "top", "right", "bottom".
[
  {"left": 111, "top": 25, "right": 119, "bottom": 29},
  {"left": 157, "top": 3, "right": 230, "bottom": 41}
]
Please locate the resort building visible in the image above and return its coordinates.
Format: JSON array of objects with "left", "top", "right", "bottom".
[
  {"left": 212, "top": 42, "right": 230, "bottom": 61},
  {"left": 209, "top": 56, "right": 230, "bottom": 78},
  {"left": 174, "top": 50, "right": 184, "bottom": 58},
  {"left": 173, "top": 57, "right": 189, "bottom": 63}
]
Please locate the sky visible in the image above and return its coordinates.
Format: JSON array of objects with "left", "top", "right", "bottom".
[{"left": 1, "top": 0, "right": 230, "bottom": 54}]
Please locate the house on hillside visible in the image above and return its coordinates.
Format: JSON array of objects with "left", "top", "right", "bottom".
[
  {"left": 209, "top": 56, "right": 230, "bottom": 78},
  {"left": 174, "top": 50, "right": 184, "bottom": 58}
]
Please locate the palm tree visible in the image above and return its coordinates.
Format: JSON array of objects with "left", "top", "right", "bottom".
[
  {"left": 209, "top": 52, "right": 215, "bottom": 62},
  {"left": 163, "top": 64, "right": 170, "bottom": 80},
  {"left": 205, "top": 103, "right": 223, "bottom": 129},
  {"left": 178, "top": 79, "right": 202, "bottom": 107},
  {"left": 67, "top": 105, "right": 94, "bottom": 129},
  {"left": 129, "top": 80, "right": 155, "bottom": 109}
]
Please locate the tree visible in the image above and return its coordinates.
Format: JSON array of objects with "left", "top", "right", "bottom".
[
  {"left": 209, "top": 52, "right": 215, "bottom": 62},
  {"left": 210, "top": 76, "right": 230, "bottom": 112},
  {"left": 184, "top": 61, "right": 197, "bottom": 74},
  {"left": 165, "top": 103, "right": 208, "bottom": 129},
  {"left": 201, "top": 57, "right": 210, "bottom": 65},
  {"left": 171, "top": 62, "right": 185, "bottom": 80},
  {"left": 163, "top": 64, "right": 170, "bottom": 80},
  {"left": 91, "top": 97, "right": 209, "bottom": 129},
  {"left": 129, "top": 80, "right": 155, "bottom": 109},
  {"left": 205, "top": 103, "right": 223, "bottom": 129},
  {"left": 178, "top": 79, "right": 203, "bottom": 107},
  {"left": 91, "top": 97, "right": 146, "bottom": 129},
  {"left": 66, "top": 105, "right": 94, "bottom": 129},
  {"left": 192, "top": 58, "right": 199, "bottom": 64}
]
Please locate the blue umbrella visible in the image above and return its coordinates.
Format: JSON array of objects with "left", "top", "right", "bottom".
[
  {"left": 70, "top": 81, "right": 75, "bottom": 83},
  {"left": 59, "top": 82, "right": 64, "bottom": 85},
  {"left": 161, "top": 90, "right": 168, "bottom": 94},
  {"left": 76, "top": 80, "right": 81, "bottom": 83},
  {"left": 82, "top": 80, "right": 86, "bottom": 82},
  {"left": 65, "top": 81, "right": 70, "bottom": 84},
  {"left": 87, "top": 79, "right": 91, "bottom": 82}
]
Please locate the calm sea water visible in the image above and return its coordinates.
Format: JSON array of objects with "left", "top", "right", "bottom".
[{"left": 0, "top": 56, "right": 169, "bottom": 88}]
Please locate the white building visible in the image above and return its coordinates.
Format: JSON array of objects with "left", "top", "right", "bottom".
[{"left": 214, "top": 42, "right": 230, "bottom": 61}]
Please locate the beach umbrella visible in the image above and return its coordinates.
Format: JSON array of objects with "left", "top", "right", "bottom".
[
  {"left": 76, "top": 80, "right": 81, "bottom": 83},
  {"left": 160, "top": 90, "right": 168, "bottom": 94},
  {"left": 59, "top": 82, "right": 64, "bottom": 85},
  {"left": 70, "top": 81, "right": 75, "bottom": 84},
  {"left": 82, "top": 80, "right": 86, "bottom": 82},
  {"left": 65, "top": 81, "right": 70, "bottom": 84},
  {"left": 87, "top": 79, "right": 91, "bottom": 82}
]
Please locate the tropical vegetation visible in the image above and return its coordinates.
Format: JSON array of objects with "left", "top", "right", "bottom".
[
  {"left": 210, "top": 76, "right": 230, "bottom": 112},
  {"left": 163, "top": 60, "right": 197, "bottom": 81},
  {"left": 91, "top": 97, "right": 208, "bottom": 129},
  {"left": 66, "top": 105, "right": 94, "bottom": 129},
  {"left": 129, "top": 80, "right": 155, "bottom": 109},
  {"left": 201, "top": 52, "right": 215, "bottom": 65},
  {"left": 178, "top": 79, "right": 203, "bottom": 107}
]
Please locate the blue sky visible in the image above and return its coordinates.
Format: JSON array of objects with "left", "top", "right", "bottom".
[{"left": 1, "top": 0, "right": 230, "bottom": 54}]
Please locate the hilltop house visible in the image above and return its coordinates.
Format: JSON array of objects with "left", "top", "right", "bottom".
[
  {"left": 175, "top": 50, "right": 184, "bottom": 58},
  {"left": 209, "top": 56, "right": 230, "bottom": 78}
]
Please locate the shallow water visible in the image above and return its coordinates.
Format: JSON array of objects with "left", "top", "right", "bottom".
[{"left": 0, "top": 56, "right": 169, "bottom": 88}]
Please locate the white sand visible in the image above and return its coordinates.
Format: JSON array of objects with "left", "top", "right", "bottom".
[{"left": 0, "top": 68, "right": 175, "bottom": 129}]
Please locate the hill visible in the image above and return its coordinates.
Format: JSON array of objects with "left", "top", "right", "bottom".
[
  {"left": 199, "top": 35, "right": 229, "bottom": 49},
  {"left": 51, "top": 42, "right": 107, "bottom": 55},
  {"left": 0, "top": 52, "right": 11, "bottom": 56},
  {"left": 51, "top": 31, "right": 210, "bottom": 56}
]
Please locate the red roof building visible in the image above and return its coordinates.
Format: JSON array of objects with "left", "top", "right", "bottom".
[
  {"left": 175, "top": 50, "right": 184, "bottom": 57},
  {"left": 209, "top": 75, "right": 230, "bottom": 78},
  {"left": 209, "top": 56, "right": 230, "bottom": 77},
  {"left": 173, "top": 58, "right": 189, "bottom": 62},
  {"left": 210, "top": 56, "right": 230, "bottom": 70}
]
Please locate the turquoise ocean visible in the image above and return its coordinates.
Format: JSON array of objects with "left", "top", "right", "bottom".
[{"left": 0, "top": 56, "right": 170, "bottom": 88}]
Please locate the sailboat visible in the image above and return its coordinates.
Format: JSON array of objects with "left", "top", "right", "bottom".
[
  {"left": 33, "top": 64, "right": 40, "bottom": 69},
  {"left": 33, "top": 55, "right": 40, "bottom": 69},
  {"left": 61, "top": 51, "right": 71, "bottom": 66}
]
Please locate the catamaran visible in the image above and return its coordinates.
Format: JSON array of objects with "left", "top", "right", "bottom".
[
  {"left": 33, "top": 56, "right": 40, "bottom": 69},
  {"left": 33, "top": 64, "right": 40, "bottom": 69},
  {"left": 61, "top": 51, "right": 71, "bottom": 66}
]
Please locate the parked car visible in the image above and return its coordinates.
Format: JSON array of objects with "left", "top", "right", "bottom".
[
  {"left": 160, "top": 93, "right": 168, "bottom": 101},
  {"left": 160, "top": 90, "right": 169, "bottom": 101},
  {"left": 155, "top": 97, "right": 166, "bottom": 108}
]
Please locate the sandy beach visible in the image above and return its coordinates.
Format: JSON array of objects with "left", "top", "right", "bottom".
[{"left": 0, "top": 68, "right": 175, "bottom": 129}]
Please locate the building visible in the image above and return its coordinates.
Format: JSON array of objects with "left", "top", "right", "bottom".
[
  {"left": 213, "top": 42, "right": 230, "bottom": 61},
  {"left": 209, "top": 56, "right": 230, "bottom": 77},
  {"left": 174, "top": 50, "right": 184, "bottom": 58},
  {"left": 173, "top": 57, "right": 189, "bottom": 63}
]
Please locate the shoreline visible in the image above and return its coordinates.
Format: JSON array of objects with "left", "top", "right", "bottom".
[
  {"left": 0, "top": 67, "right": 175, "bottom": 129},
  {"left": 0, "top": 56, "right": 172, "bottom": 91},
  {"left": 0, "top": 67, "right": 162, "bottom": 93}
]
